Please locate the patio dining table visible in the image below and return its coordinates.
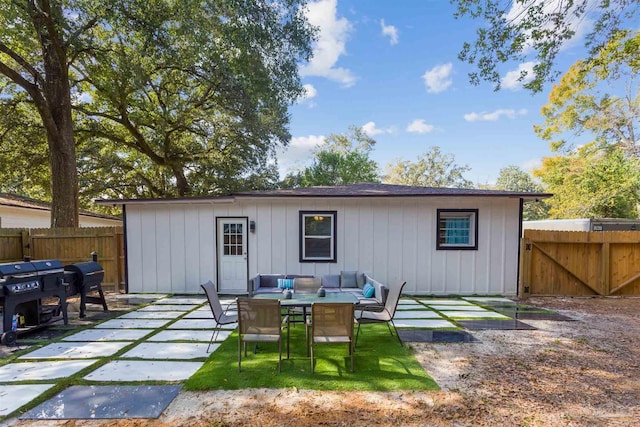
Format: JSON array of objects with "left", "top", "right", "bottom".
[
  {"left": 252, "top": 291, "right": 359, "bottom": 324},
  {"left": 252, "top": 291, "right": 359, "bottom": 306}
]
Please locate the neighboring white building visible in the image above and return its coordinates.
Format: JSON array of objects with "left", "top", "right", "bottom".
[
  {"left": 0, "top": 193, "right": 122, "bottom": 228},
  {"left": 97, "top": 183, "right": 550, "bottom": 296},
  {"left": 524, "top": 218, "right": 640, "bottom": 232}
]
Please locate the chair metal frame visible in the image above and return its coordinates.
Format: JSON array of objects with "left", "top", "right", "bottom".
[
  {"left": 236, "top": 297, "right": 289, "bottom": 373},
  {"left": 201, "top": 280, "right": 238, "bottom": 352},
  {"left": 307, "top": 302, "right": 356, "bottom": 374},
  {"left": 355, "top": 281, "right": 407, "bottom": 346}
]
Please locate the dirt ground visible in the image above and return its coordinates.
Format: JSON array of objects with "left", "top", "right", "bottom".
[{"left": 6, "top": 296, "right": 640, "bottom": 427}]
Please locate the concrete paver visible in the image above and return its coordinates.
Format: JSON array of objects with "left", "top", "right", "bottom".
[
  {"left": 0, "top": 360, "right": 97, "bottom": 382},
  {"left": 62, "top": 329, "right": 150, "bottom": 342},
  {"left": 0, "top": 385, "right": 56, "bottom": 417},
  {"left": 19, "top": 341, "right": 130, "bottom": 360},
  {"left": 84, "top": 360, "right": 203, "bottom": 382},
  {"left": 121, "top": 342, "right": 214, "bottom": 359}
]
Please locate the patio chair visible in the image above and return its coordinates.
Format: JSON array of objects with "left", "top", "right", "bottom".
[
  {"left": 306, "top": 302, "right": 356, "bottom": 374},
  {"left": 236, "top": 297, "right": 290, "bottom": 373},
  {"left": 355, "top": 281, "right": 406, "bottom": 346},
  {"left": 201, "top": 280, "right": 238, "bottom": 352}
]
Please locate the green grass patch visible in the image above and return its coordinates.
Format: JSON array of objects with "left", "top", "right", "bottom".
[{"left": 184, "top": 324, "right": 438, "bottom": 392}]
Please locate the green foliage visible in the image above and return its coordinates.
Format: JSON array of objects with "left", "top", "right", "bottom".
[
  {"left": 383, "top": 146, "right": 473, "bottom": 188},
  {"left": 184, "top": 324, "right": 438, "bottom": 391},
  {"left": 0, "top": 95, "right": 50, "bottom": 200},
  {"left": 1, "top": 0, "right": 315, "bottom": 212},
  {"left": 453, "top": 1, "right": 639, "bottom": 92},
  {"left": 534, "top": 144, "right": 640, "bottom": 219},
  {"left": 535, "top": 30, "right": 639, "bottom": 155},
  {"left": 493, "top": 165, "right": 549, "bottom": 221},
  {"left": 283, "top": 127, "right": 381, "bottom": 187}
]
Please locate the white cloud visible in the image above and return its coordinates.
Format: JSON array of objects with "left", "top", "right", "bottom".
[
  {"left": 502, "top": 62, "right": 537, "bottom": 90},
  {"left": 299, "top": 0, "right": 356, "bottom": 87},
  {"left": 276, "top": 135, "right": 325, "bottom": 176},
  {"left": 380, "top": 19, "right": 399, "bottom": 45},
  {"left": 422, "top": 63, "right": 453, "bottom": 93},
  {"left": 361, "top": 121, "right": 393, "bottom": 136},
  {"left": 464, "top": 109, "right": 528, "bottom": 122},
  {"left": 406, "top": 119, "right": 435, "bottom": 134},
  {"left": 298, "top": 84, "right": 318, "bottom": 106},
  {"left": 521, "top": 157, "right": 542, "bottom": 173}
]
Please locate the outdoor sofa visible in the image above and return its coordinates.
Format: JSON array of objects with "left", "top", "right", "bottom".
[{"left": 249, "top": 271, "right": 389, "bottom": 309}]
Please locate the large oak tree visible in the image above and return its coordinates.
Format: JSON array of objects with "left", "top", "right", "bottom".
[{"left": 0, "top": 0, "right": 314, "bottom": 223}]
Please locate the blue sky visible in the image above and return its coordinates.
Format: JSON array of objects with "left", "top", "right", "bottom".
[{"left": 277, "top": 0, "right": 593, "bottom": 185}]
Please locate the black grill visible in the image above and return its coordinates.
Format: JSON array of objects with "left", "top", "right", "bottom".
[
  {"left": 1, "top": 260, "right": 68, "bottom": 346},
  {"left": 64, "top": 261, "right": 108, "bottom": 318}
]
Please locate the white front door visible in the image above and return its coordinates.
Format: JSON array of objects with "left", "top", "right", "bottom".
[{"left": 217, "top": 218, "right": 248, "bottom": 294}]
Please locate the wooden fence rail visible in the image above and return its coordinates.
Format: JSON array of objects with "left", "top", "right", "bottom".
[
  {"left": 0, "top": 227, "right": 124, "bottom": 292},
  {"left": 520, "top": 229, "right": 640, "bottom": 297}
]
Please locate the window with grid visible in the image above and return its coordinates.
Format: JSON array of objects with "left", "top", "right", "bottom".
[
  {"left": 437, "top": 209, "right": 478, "bottom": 250},
  {"left": 222, "top": 223, "right": 244, "bottom": 255},
  {"left": 299, "top": 211, "right": 337, "bottom": 262}
]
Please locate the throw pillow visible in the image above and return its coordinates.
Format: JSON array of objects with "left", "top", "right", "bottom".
[
  {"left": 277, "top": 278, "right": 294, "bottom": 289},
  {"left": 363, "top": 283, "right": 375, "bottom": 298}
]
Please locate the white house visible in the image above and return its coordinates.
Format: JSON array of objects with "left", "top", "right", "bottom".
[
  {"left": 96, "top": 183, "right": 550, "bottom": 296},
  {"left": 0, "top": 193, "right": 122, "bottom": 228}
]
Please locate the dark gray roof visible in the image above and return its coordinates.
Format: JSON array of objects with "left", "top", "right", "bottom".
[
  {"left": 234, "top": 183, "right": 551, "bottom": 199},
  {"left": 96, "top": 183, "right": 551, "bottom": 205}
]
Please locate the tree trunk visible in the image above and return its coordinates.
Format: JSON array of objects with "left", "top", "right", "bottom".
[{"left": 32, "top": 1, "right": 79, "bottom": 227}]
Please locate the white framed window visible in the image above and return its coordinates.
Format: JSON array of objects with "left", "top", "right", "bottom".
[
  {"left": 299, "top": 211, "right": 337, "bottom": 262},
  {"left": 437, "top": 209, "right": 478, "bottom": 250}
]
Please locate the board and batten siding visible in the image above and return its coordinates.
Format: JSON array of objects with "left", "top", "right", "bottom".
[
  {"left": 124, "top": 196, "right": 521, "bottom": 295},
  {"left": 0, "top": 205, "right": 121, "bottom": 228}
]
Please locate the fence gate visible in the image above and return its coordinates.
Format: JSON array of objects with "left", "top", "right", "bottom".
[{"left": 520, "top": 230, "right": 640, "bottom": 297}]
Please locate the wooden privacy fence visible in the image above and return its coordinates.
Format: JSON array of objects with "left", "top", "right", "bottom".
[
  {"left": 0, "top": 227, "right": 124, "bottom": 292},
  {"left": 520, "top": 229, "right": 640, "bottom": 297}
]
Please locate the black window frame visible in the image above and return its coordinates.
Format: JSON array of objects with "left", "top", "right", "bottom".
[
  {"left": 299, "top": 210, "right": 337, "bottom": 262},
  {"left": 436, "top": 209, "right": 479, "bottom": 250}
]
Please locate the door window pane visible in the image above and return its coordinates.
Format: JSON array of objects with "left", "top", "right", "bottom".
[{"left": 222, "top": 222, "right": 244, "bottom": 256}]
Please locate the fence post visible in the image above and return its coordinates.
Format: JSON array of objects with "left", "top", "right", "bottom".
[
  {"left": 519, "top": 237, "right": 532, "bottom": 298},
  {"left": 601, "top": 241, "right": 610, "bottom": 296},
  {"left": 20, "top": 229, "right": 30, "bottom": 260}
]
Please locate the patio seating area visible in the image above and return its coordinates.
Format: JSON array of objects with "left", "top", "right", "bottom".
[{"left": 0, "top": 292, "right": 573, "bottom": 422}]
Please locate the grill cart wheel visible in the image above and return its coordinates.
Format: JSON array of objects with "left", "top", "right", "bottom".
[{"left": 1, "top": 331, "right": 17, "bottom": 346}]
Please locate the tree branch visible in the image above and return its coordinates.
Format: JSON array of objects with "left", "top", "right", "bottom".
[{"left": 0, "top": 42, "right": 45, "bottom": 87}]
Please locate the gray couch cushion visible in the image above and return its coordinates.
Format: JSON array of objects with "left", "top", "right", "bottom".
[
  {"left": 340, "top": 271, "right": 358, "bottom": 288},
  {"left": 356, "top": 272, "right": 366, "bottom": 288},
  {"left": 258, "top": 274, "right": 285, "bottom": 288},
  {"left": 321, "top": 274, "right": 340, "bottom": 288}
]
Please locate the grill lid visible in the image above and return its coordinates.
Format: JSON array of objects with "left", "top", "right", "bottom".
[
  {"left": 0, "top": 261, "right": 37, "bottom": 279},
  {"left": 64, "top": 261, "right": 104, "bottom": 276},
  {"left": 31, "top": 259, "right": 64, "bottom": 275}
]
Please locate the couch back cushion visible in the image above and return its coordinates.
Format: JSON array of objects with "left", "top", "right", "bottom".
[
  {"left": 259, "top": 274, "right": 285, "bottom": 288},
  {"left": 340, "top": 271, "right": 358, "bottom": 288},
  {"left": 321, "top": 274, "right": 340, "bottom": 288}
]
